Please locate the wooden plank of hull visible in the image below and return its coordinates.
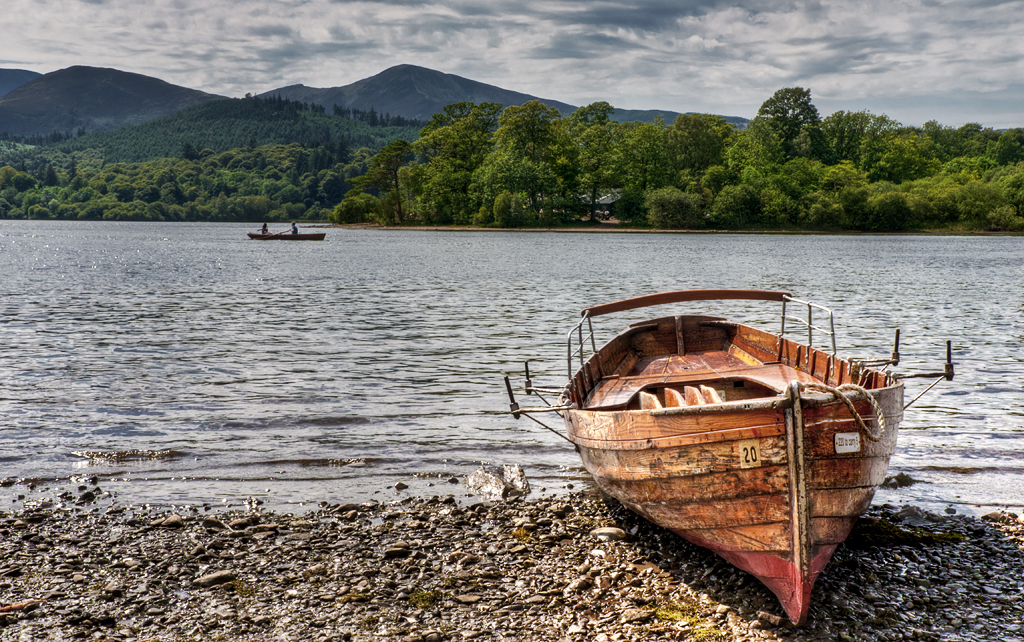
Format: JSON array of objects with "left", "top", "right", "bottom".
[
  {"left": 679, "top": 522, "right": 792, "bottom": 553},
  {"left": 567, "top": 407, "right": 786, "bottom": 442},
  {"left": 625, "top": 491, "right": 791, "bottom": 531},
  {"left": 809, "top": 487, "right": 876, "bottom": 519},
  {"left": 622, "top": 485, "right": 790, "bottom": 528},
  {"left": 593, "top": 464, "right": 791, "bottom": 505},
  {"left": 668, "top": 519, "right": 857, "bottom": 617},
  {"left": 806, "top": 455, "right": 893, "bottom": 489},
  {"left": 809, "top": 516, "right": 859, "bottom": 546},
  {"left": 576, "top": 434, "right": 787, "bottom": 479}
]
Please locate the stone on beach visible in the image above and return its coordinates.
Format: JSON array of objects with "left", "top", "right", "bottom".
[
  {"left": 590, "top": 526, "right": 628, "bottom": 541},
  {"left": 463, "top": 464, "right": 531, "bottom": 501},
  {"left": 193, "top": 570, "right": 236, "bottom": 587}
]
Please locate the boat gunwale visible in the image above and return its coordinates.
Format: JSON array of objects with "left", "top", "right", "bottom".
[{"left": 568, "top": 422, "right": 787, "bottom": 451}]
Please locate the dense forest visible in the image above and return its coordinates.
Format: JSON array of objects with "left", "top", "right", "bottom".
[
  {"left": 0, "top": 141, "right": 375, "bottom": 222},
  {"left": 0, "top": 95, "right": 423, "bottom": 167},
  {"left": 0, "top": 95, "right": 422, "bottom": 222},
  {"left": 334, "top": 90, "right": 1024, "bottom": 231},
  {"left": 2, "top": 88, "right": 1023, "bottom": 230}
]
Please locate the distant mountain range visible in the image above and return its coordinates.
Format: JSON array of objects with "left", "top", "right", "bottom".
[
  {"left": 259, "top": 64, "right": 748, "bottom": 127},
  {"left": 0, "top": 69, "right": 40, "bottom": 99},
  {"left": 0, "top": 64, "right": 748, "bottom": 139},
  {"left": 259, "top": 64, "right": 579, "bottom": 121},
  {"left": 0, "top": 66, "right": 222, "bottom": 137}
]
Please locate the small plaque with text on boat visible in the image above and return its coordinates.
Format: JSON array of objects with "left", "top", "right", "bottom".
[{"left": 834, "top": 432, "right": 861, "bottom": 454}]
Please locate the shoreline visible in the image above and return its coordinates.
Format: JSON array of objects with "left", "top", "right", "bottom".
[
  {"left": 311, "top": 223, "right": 1023, "bottom": 236},
  {"left": 3, "top": 492, "right": 1022, "bottom": 642}
]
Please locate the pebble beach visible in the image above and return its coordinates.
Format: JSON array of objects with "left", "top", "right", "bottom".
[{"left": 2, "top": 485, "right": 1023, "bottom": 642}]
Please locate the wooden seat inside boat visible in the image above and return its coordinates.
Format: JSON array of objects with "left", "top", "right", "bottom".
[
  {"left": 582, "top": 315, "right": 824, "bottom": 411},
  {"left": 639, "top": 384, "right": 724, "bottom": 410},
  {"left": 593, "top": 352, "right": 820, "bottom": 410}
]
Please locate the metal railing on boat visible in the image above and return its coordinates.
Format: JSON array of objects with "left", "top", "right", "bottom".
[
  {"left": 567, "top": 312, "right": 596, "bottom": 381},
  {"left": 566, "top": 290, "right": 838, "bottom": 382},
  {"left": 780, "top": 295, "right": 836, "bottom": 356}
]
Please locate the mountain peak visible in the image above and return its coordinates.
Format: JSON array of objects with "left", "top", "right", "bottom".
[
  {"left": 0, "top": 68, "right": 41, "bottom": 99},
  {"left": 0, "top": 66, "right": 223, "bottom": 137},
  {"left": 260, "top": 65, "right": 577, "bottom": 121},
  {"left": 259, "top": 65, "right": 748, "bottom": 127}
]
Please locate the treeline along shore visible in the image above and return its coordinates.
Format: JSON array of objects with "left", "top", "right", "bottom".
[
  {"left": 2, "top": 486, "right": 1024, "bottom": 642},
  {"left": 2, "top": 89, "right": 1024, "bottom": 232}
]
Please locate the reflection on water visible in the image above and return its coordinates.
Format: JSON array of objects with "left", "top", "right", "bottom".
[{"left": 1, "top": 221, "right": 1022, "bottom": 515}]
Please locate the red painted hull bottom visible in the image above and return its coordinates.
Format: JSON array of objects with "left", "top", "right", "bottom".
[{"left": 677, "top": 530, "right": 843, "bottom": 625}]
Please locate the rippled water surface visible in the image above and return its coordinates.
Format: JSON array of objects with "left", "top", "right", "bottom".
[{"left": 1, "top": 221, "right": 1021, "bottom": 515}]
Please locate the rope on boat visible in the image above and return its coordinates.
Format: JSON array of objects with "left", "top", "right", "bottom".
[{"left": 796, "top": 382, "right": 886, "bottom": 442}]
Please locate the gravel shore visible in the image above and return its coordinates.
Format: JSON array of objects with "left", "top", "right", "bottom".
[{"left": 2, "top": 489, "right": 1023, "bottom": 642}]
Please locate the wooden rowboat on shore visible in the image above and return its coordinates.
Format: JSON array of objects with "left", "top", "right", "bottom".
[
  {"left": 506, "top": 289, "right": 953, "bottom": 625},
  {"left": 247, "top": 232, "right": 326, "bottom": 241}
]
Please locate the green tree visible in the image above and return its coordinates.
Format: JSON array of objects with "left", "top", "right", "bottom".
[
  {"left": 666, "top": 113, "right": 734, "bottom": 175},
  {"left": 616, "top": 120, "right": 671, "bottom": 193},
  {"left": 416, "top": 102, "right": 503, "bottom": 224},
  {"left": 863, "top": 190, "right": 911, "bottom": 231},
  {"left": 864, "top": 134, "right": 940, "bottom": 184},
  {"left": 725, "top": 120, "right": 785, "bottom": 179},
  {"left": 820, "top": 111, "right": 901, "bottom": 167},
  {"left": 919, "top": 121, "right": 998, "bottom": 161},
  {"left": 754, "top": 88, "right": 821, "bottom": 158},
  {"left": 989, "top": 129, "right": 1024, "bottom": 166},
  {"left": 352, "top": 139, "right": 413, "bottom": 224},
  {"left": 645, "top": 186, "right": 704, "bottom": 229},
  {"left": 610, "top": 188, "right": 647, "bottom": 224},
  {"left": 476, "top": 101, "right": 564, "bottom": 213},
  {"left": 821, "top": 160, "right": 869, "bottom": 193},
  {"left": 710, "top": 184, "right": 761, "bottom": 229},
  {"left": 567, "top": 102, "right": 620, "bottom": 221},
  {"left": 493, "top": 100, "right": 562, "bottom": 163},
  {"left": 330, "top": 191, "right": 378, "bottom": 224}
]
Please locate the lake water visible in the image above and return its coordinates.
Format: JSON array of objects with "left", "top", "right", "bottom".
[{"left": 1, "top": 221, "right": 1021, "bottom": 516}]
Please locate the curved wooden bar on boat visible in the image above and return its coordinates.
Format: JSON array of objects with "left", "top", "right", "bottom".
[{"left": 557, "top": 290, "right": 903, "bottom": 625}]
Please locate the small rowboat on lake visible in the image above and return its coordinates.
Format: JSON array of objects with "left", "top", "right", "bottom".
[
  {"left": 247, "top": 232, "right": 326, "bottom": 241},
  {"left": 506, "top": 289, "right": 953, "bottom": 625}
]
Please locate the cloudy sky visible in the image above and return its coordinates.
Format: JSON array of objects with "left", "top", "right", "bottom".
[{"left": 4, "top": 0, "right": 1024, "bottom": 127}]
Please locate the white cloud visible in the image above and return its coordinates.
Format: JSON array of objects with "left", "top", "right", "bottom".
[{"left": 3, "top": 0, "right": 1023, "bottom": 127}]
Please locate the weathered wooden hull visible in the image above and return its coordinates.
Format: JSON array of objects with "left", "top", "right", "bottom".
[
  {"left": 561, "top": 309, "right": 903, "bottom": 624},
  {"left": 247, "top": 232, "right": 326, "bottom": 240}
]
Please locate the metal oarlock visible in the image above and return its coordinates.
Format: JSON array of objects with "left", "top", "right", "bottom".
[
  {"left": 504, "top": 376, "right": 520, "bottom": 419},
  {"left": 501, "top": 368, "right": 577, "bottom": 444},
  {"left": 520, "top": 361, "right": 563, "bottom": 396},
  {"left": 898, "top": 340, "right": 956, "bottom": 411},
  {"left": 504, "top": 373, "right": 574, "bottom": 416},
  {"left": 502, "top": 373, "right": 576, "bottom": 444},
  {"left": 851, "top": 329, "right": 903, "bottom": 370}
]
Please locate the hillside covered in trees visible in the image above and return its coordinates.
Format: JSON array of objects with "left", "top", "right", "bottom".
[
  {"left": 2, "top": 88, "right": 1023, "bottom": 231},
  {"left": 0, "top": 95, "right": 424, "bottom": 167},
  {"left": 333, "top": 89, "right": 1024, "bottom": 231},
  {"left": 0, "top": 141, "right": 376, "bottom": 222}
]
